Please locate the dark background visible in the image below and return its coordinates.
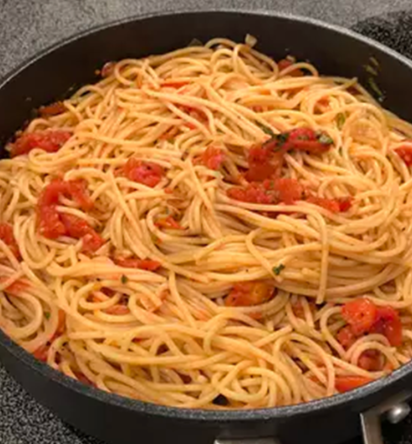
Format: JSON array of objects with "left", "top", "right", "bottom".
[{"left": 1, "top": 1, "right": 412, "bottom": 443}]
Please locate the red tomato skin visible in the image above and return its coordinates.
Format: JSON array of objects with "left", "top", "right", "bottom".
[
  {"left": 225, "top": 282, "right": 274, "bottom": 307},
  {"left": 155, "top": 216, "right": 182, "bottom": 230},
  {"left": 124, "top": 158, "right": 164, "bottom": 187},
  {"left": 11, "top": 130, "right": 71, "bottom": 156},
  {"left": 201, "top": 146, "right": 226, "bottom": 170},
  {"left": 278, "top": 59, "right": 304, "bottom": 76},
  {"left": 336, "top": 326, "right": 357, "bottom": 349},
  {"left": 82, "top": 232, "right": 105, "bottom": 253},
  {"left": 0, "top": 222, "right": 20, "bottom": 258},
  {"left": 374, "top": 306, "right": 402, "bottom": 346},
  {"left": 306, "top": 196, "right": 341, "bottom": 213},
  {"left": 395, "top": 144, "right": 412, "bottom": 166},
  {"left": 66, "top": 180, "right": 93, "bottom": 211},
  {"left": 341, "top": 298, "right": 377, "bottom": 336},
  {"left": 335, "top": 376, "right": 373, "bottom": 393},
  {"left": 358, "top": 350, "right": 382, "bottom": 371},
  {"left": 115, "top": 257, "right": 161, "bottom": 271},
  {"left": 38, "top": 205, "right": 66, "bottom": 239},
  {"left": 32, "top": 344, "right": 49, "bottom": 362}
]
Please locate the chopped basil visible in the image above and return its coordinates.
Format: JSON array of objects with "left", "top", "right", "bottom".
[
  {"left": 45, "top": 312, "right": 50, "bottom": 320},
  {"left": 367, "top": 77, "right": 384, "bottom": 102},
  {"left": 257, "top": 122, "right": 276, "bottom": 138},
  {"left": 121, "top": 275, "right": 128, "bottom": 284},
  {"left": 370, "top": 56, "right": 379, "bottom": 67},
  {"left": 270, "top": 180, "right": 275, "bottom": 189},
  {"left": 317, "top": 133, "right": 333, "bottom": 145},
  {"left": 273, "top": 264, "right": 285, "bottom": 275},
  {"left": 275, "top": 132, "right": 289, "bottom": 146},
  {"left": 336, "top": 113, "right": 346, "bottom": 129},
  {"left": 364, "top": 64, "right": 378, "bottom": 76}
]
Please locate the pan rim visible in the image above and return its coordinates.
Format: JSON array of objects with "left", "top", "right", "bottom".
[{"left": 1, "top": 6, "right": 412, "bottom": 423}]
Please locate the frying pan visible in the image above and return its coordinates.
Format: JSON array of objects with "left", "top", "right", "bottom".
[{"left": 1, "top": 9, "right": 412, "bottom": 444}]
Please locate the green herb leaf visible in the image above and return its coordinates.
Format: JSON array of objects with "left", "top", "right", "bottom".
[
  {"left": 275, "top": 132, "right": 289, "bottom": 147},
  {"left": 367, "top": 77, "right": 384, "bottom": 102},
  {"left": 364, "top": 64, "right": 378, "bottom": 76},
  {"left": 318, "top": 133, "right": 333, "bottom": 145},
  {"left": 273, "top": 264, "right": 285, "bottom": 276},
  {"left": 336, "top": 113, "right": 346, "bottom": 129},
  {"left": 45, "top": 312, "right": 50, "bottom": 320},
  {"left": 370, "top": 56, "right": 379, "bottom": 67},
  {"left": 121, "top": 275, "right": 128, "bottom": 284},
  {"left": 257, "top": 122, "right": 276, "bottom": 138}
]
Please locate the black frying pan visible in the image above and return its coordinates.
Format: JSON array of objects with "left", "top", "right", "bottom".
[{"left": 1, "top": 9, "right": 412, "bottom": 444}]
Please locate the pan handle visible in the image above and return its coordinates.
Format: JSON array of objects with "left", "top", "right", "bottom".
[
  {"left": 215, "top": 392, "right": 412, "bottom": 444},
  {"left": 360, "top": 392, "right": 411, "bottom": 444}
]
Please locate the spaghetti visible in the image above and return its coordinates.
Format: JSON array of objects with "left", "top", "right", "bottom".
[{"left": 1, "top": 37, "right": 412, "bottom": 409}]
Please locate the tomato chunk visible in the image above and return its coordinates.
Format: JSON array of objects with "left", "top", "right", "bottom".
[
  {"left": 11, "top": 130, "right": 71, "bottom": 156},
  {"left": 32, "top": 344, "right": 49, "bottom": 362},
  {"left": 336, "top": 325, "right": 357, "bottom": 349},
  {"left": 245, "top": 146, "right": 283, "bottom": 182},
  {"left": 60, "top": 213, "right": 104, "bottom": 253},
  {"left": 115, "top": 257, "right": 161, "bottom": 271},
  {"left": 342, "top": 298, "right": 377, "bottom": 336},
  {"left": 278, "top": 59, "right": 304, "bottom": 77},
  {"left": 124, "top": 158, "right": 164, "bottom": 187},
  {"left": 335, "top": 376, "right": 373, "bottom": 393},
  {"left": 201, "top": 146, "right": 226, "bottom": 170},
  {"left": 161, "top": 80, "right": 189, "bottom": 88},
  {"left": 39, "top": 101, "right": 66, "bottom": 117},
  {"left": 0, "top": 222, "right": 20, "bottom": 258},
  {"left": 358, "top": 350, "right": 383, "bottom": 371},
  {"left": 66, "top": 180, "right": 94, "bottom": 211},
  {"left": 155, "top": 215, "right": 182, "bottom": 230},
  {"left": 38, "top": 205, "right": 66, "bottom": 239},
  {"left": 228, "top": 178, "right": 304, "bottom": 205},
  {"left": 395, "top": 143, "right": 412, "bottom": 166},
  {"left": 105, "top": 305, "right": 130, "bottom": 315},
  {"left": 225, "top": 281, "right": 274, "bottom": 307},
  {"left": 0, "top": 277, "right": 29, "bottom": 296},
  {"left": 374, "top": 306, "right": 402, "bottom": 346}
]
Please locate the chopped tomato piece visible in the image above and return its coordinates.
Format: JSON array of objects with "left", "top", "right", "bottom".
[
  {"left": 56, "top": 310, "right": 66, "bottom": 336},
  {"left": 11, "top": 130, "right": 71, "bottom": 156},
  {"left": 123, "top": 158, "right": 164, "bottom": 187},
  {"left": 38, "top": 205, "right": 66, "bottom": 239},
  {"left": 395, "top": 144, "right": 412, "bottom": 166},
  {"left": 60, "top": 213, "right": 104, "bottom": 253},
  {"left": 374, "top": 306, "right": 402, "bottom": 346},
  {"left": 155, "top": 215, "right": 182, "bottom": 230},
  {"left": 306, "top": 196, "right": 352, "bottom": 213},
  {"left": 201, "top": 146, "right": 226, "bottom": 170},
  {"left": 39, "top": 101, "right": 66, "bottom": 117},
  {"left": 60, "top": 213, "right": 93, "bottom": 238},
  {"left": 269, "top": 178, "right": 304, "bottom": 205},
  {"left": 284, "top": 128, "right": 333, "bottom": 153},
  {"left": 306, "top": 196, "right": 340, "bottom": 213},
  {"left": 342, "top": 298, "right": 377, "bottom": 336},
  {"left": 66, "top": 180, "right": 94, "bottom": 211},
  {"left": 278, "top": 59, "right": 304, "bottom": 77},
  {"left": 336, "top": 326, "right": 357, "bottom": 349},
  {"left": 0, "top": 277, "right": 29, "bottom": 296},
  {"left": 245, "top": 146, "right": 283, "bottom": 182},
  {"left": 115, "top": 257, "right": 161, "bottom": 271},
  {"left": 38, "top": 179, "right": 67, "bottom": 207},
  {"left": 39, "top": 179, "right": 93, "bottom": 211},
  {"left": 225, "top": 281, "right": 274, "bottom": 307},
  {"left": 73, "top": 371, "right": 93, "bottom": 386},
  {"left": 335, "top": 376, "right": 373, "bottom": 393},
  {"left": 0, "top": 222, "right": 20, "bottom": 258},
  {"left": 358, "top": 350, "right": 383, "bottom": 372},
  {"left": 82, "top": 232, "right": 105, "bottom": 253},
  {"left": 104, "top": 305, "right": 130, "bottom": 315},
  {"left": 32, "top": 344, "right": 49, "bottom": 362},
  {"left": 227, "top": 178, "right": 304, "bottom": 205}
]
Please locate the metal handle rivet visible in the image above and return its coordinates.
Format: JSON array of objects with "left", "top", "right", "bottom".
[{"left": 386, "top": 402, "right": 411, "bottom": 424}]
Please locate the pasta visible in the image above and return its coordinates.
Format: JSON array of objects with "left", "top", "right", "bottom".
[{"left": 1, "top": 36, "right": 412, "bottom": 409}]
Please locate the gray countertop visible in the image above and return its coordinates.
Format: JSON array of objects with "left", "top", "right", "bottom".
[{"left": 1, "top": 1, "right": 412, "bottom": 443}]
